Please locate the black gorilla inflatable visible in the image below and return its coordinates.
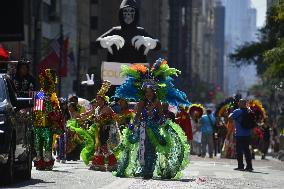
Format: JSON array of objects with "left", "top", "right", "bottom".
[{"left": 96, "top": 0, "right": 161, "bottom": 63}]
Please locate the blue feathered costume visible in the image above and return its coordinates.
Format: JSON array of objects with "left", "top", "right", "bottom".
[{"left": 114, "top": 58, "right": 191, "bottom": 179}]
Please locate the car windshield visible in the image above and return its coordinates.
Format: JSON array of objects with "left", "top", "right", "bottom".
[{"left": 0, "top": 79, "right": 7, "bottom": 103}]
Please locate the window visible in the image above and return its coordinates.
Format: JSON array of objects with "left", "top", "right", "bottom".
[{"left": 90, "top": 16, "right": 98, "bottom": 30}]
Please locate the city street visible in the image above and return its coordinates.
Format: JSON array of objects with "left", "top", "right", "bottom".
[{"left": 2, "top": 156, "right": 284, "bottom": 189}]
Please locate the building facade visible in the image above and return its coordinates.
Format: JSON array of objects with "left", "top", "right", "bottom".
[
  {"left": 168, "top": 0, "right": 192, "bottom": 94},
  {"left": 214, "top": 1, "right": 225, "bottom": 90},
  {"left": 224, "top": 0, "right": 258, "bottom": 96}
]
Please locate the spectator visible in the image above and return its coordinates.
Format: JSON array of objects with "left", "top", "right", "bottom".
[
  {"left": 229, "top": 99, "right": 253, "bottom": 172},
  {"left": 260, "top": 118, "right": 270, "bottom": 160},
  {"left": 13, "top": 59, "right": 38, "bottom": 97},
  {"left": 200, "top": 109, "right": 216, "bottom": 158},
  {"left": 190, "top": 111, "right": 202, "bottom": 156}
]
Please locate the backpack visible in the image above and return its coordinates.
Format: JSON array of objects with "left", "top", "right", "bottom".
[{"left": 240, "top": 108, "right": 257, "bottom": 129}]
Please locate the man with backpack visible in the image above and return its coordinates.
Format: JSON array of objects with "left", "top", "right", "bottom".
[
  {"left": 200, "top": 108, "right": 216, "bottom": 158},
  {"left": 229, "top": 99, "right": 254, "bottom": 172}
]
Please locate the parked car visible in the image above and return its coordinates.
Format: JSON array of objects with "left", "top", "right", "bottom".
[{"left": 0, "top": 73, "right": 33, "bottom": 184}]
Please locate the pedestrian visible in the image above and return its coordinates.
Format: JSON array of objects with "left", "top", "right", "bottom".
[
  {"left": 260, "top": 117, "right": 270, "bottom": 160},
  {"left": 200, "top": 108, "right": 216, "bottom": 158},
  {"left": 229, "top": 99, "right": 253, "bottom": 172},
  {"left": 189, "top": 104, "right": 204, "bottom": 156}
]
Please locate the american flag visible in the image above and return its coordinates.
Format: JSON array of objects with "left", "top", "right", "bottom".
[{"left": 34, "top": 92, "right": 45, "bottom": 111}]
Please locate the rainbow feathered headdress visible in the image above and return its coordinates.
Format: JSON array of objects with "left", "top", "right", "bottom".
[
  {"left": 248, "top": 99, "right": 267, "bottom": 120},
  {"left": 114, "top": 58, "right": 191, "bottom": 107},
  {"left": 214, "top": 97, "right": 235, "bottom": 117},
  {"left": 189, "top": 104, "right": 205, "bottom": 119}
]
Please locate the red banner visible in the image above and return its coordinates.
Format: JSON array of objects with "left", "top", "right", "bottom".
[{"left": 39, "top": 38, "right": 69, "bottom": 77}]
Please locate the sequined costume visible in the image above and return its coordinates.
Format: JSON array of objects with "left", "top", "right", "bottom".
[
  {"left": 114, "top": 59, "right": 191, "bottom": 179},
  {"left": 67, "top": 81, "right": 120, "bottom": 171},
  {"left": 33, "top": 69, "right": 61, "bottom": 170}
]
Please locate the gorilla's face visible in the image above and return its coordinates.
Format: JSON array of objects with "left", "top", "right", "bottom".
[{"left": 123, "top": 7, "right": 135, "bottom": 25}]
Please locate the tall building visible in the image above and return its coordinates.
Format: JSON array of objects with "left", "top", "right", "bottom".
[
  {"left": 214, "top": 1, "right": 225, "bottom": 90},
  {"left": 168, "top": 0, "right": 192, "bottom": 94},
  {"left": 190, "top": 0, "right": 216, "bottom": 100},
  {"left": 224, "top": 0, "right": 258, "bottom": 96}
]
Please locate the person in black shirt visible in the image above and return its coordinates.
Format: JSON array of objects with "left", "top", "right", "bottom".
[{"left": 13, "top": 59, "right": 37, "bottom": 97}]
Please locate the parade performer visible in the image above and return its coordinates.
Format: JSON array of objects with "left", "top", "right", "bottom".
[
  {"left": 248, "top": 100, "right": 266, "bottom": 159},
  {"left": 189, "top": 104, "right": 204, "bottom": 156},
  {"left": 67, "top": 81, "right": 120, "bottom": 171},
  {"left": 33, "top": 69, "right": 61, "bottom": 170},
  {"left": 115, "top": 98, "right": 135, "bottom": 134},
  {"left": 176, "top": 105, "right": 193, "bottom": 142},
  {"left": 215, "top": 98, "right": 236, "bottom": 159},
  {"left": 55, "top": 98, "right": 69, "bottom": 163},
  {"left": 114, "top": 58, "right": 190, "bottom": 179}
]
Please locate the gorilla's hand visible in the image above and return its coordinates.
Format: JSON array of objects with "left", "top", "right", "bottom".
[
  {"left": 131, "top": 36, "right": 157, "bottom": 55},
  {"left": 99, "top": 35, "right": 125, "bottom": 54},
  {"left": 81, "top": 74, "right": 94, "bottom": 86}
]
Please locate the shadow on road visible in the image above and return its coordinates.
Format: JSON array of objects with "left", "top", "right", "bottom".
[
  {"left": 250, "top": 171, "right": 269, "bottom": 175},
  {"left": 50, "top": 169, "right": 71, "bottom": 173},
  {"left": 152, "top": 178, "right": 196, "bottom": 182},
  {"left": 0, "top": 178, "right": 55, "bottom": 188}
]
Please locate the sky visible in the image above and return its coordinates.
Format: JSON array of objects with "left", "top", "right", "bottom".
[{"left": 251, "top": 0, "right": 267, "bottom": 27}]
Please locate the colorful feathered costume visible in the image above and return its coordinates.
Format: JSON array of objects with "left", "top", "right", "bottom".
[
  {"left": 33, "top": 69, "right": 61, "bottom": 170},
  {"left": 67, "top": 81, "right": 120, "bottom": 171},
  {"left": 215, "top": 98, "right": 236, "bottom": 159},
  {"left": 248, "top": 99, "right": 267, "bottom": 158},
  {"left": 114, "top": 58, "right": 190, "bottom": 179}
]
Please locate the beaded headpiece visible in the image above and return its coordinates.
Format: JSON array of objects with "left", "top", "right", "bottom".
[{"left": 97, "top": 80, "right": 112, "bottom": 102}]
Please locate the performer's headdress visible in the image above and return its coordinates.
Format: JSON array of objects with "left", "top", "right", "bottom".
[
  {"left": 39, "top": 69, "right": 58, "bottom": 93},
  {"left": 215, "top": 97, "right": 235, "bottom": 117},
  {"left": 248, "top": 99, "right": 266, "bottom": 120},
  {"left": 189, "top": 104, "right": 205, "bottom": 119},
  {"left": 97, "top": 80, "right": 112, "bottom": 103},
  {"left": 38, "top": 68, "right": 60, "bottom": 108},
  {"left": 114, "top": 58, "right": 190, "bottom": 106}
]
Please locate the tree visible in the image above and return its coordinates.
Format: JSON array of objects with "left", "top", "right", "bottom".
[{"left": 230, "top": 0, "right": 284, "bottom": 80}]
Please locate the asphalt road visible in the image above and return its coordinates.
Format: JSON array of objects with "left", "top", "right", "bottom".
[{"left": 1, "top": 156, "right": 284, "bottom": 189}]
